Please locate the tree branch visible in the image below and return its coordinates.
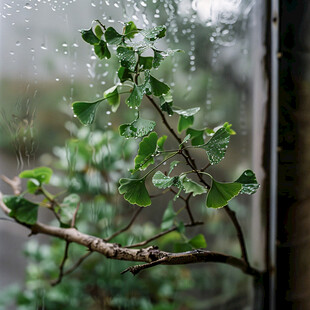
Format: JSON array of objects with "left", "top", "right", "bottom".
[{"left": 0, "top": 195, "right": 260, "bottom": 278}]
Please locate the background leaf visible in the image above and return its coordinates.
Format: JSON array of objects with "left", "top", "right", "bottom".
[
  {"left": 19, "top": 166, "right": 53, "bottom": 185},
  {"left": 104, "top": 86, "right": 120, "bottom": 112},
  {"left": 105, "top": 27, "right": 123, "bottom": 45},
  {"left": 177, "top": 115, "right": 194, "bottom": 133},
  {"left": 80, "top": 28, "right": 99, "bottom": 45},
  {"left": 186, "top": 128, "right": 205, "bottom": 146},
  {"left": 118, "top": 178, "right": 151, "bottom": 207},
  {"left": 188, "top": 234, "right": 207, "bottom": 249},
  {"left": 58, "top": 194, "right": 80, "bottom": 225},
  {"left": 161, "top": 201, "right": 176, "bottom": 231}
]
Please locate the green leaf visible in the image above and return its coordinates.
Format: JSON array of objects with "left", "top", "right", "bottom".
[
  {"left": 58, "top": 194, "right": 80, "bottom": 225},
  {"left": 142, "top": 25, "right": 166, "bottom": 41},
  {"left": 94, "top": 25, "right": 103, "bottom": 39},
  {"left": 186, "top": 128, "right": 205, "bottom": 146},
  {"left": 26, "top": 179, "right": 40, "bottom": 194},
  {"left": 149, "top": 75, "right": 170, "bottom": 96},
  {"left": 223, "top": 122, "right": 236, "bottom": 135},
  {"left": 118, "top": 66, "right": 133, "bottom": 83},
  {"left": 178, "top": 115, "right": 194, "bottom": 133},
  {"left": 105, "top": 27, "right": 123, "bottom": 45},
  {"left": 104, "top": 86, "right": 120, "bottom": 112},
  {"left": 4, "top": 195, "right": 38, "bottom": 225},
  {"left": 118, "top": 178, "right": 151, "bottom": 207},
  {"left": 153, "top": 50, "right": 164, "bottom": 68},
  {"left": 152, "top": 171, "right": 178, "bottom": 189},
  {"left": 235, "top": 170, "right": 260, "bottom": 195},
  {"left": 201, "top": 127, "right": 231, "bottom": 165},
  {"left": 161, "top": 201, "right": 176, "bottom": 231},
  {"left": 117, "top": 46, "right": 136, "bottom": 72},
  {"left": 157, "top": 135, "right": 167, "bottom": 151},
  {"left": 181, "top": 177, "right": 207, "bottom": 196},
  {"left": 94, "top": 40, "right": 111, "bottom": 59},
  {"left": 19, "top": 167, "right": 53, "bottom": 185},
  {"left": 134, "top": 132, "right": 158, "bottom": 171},
  {"left": 124, "top": 21, "right": 139, "bottom": 39},
  {"left": 139, "top": 56, "right": 153, "bottom": 70},
  {"left": 80, "top": 28, "right": 100, "bottom": 45},
  {"left": 119, "top": 118, "right": 156, "bottom": 138},
  {"left": 72, "top": 99, "right": 103, "bottom": 125},
  {"left": 180, "top": 134, "right": 191, "bottom": 146},
  {"left": 174, "top": 107, "right": 200, "bottom": 117},
  {"left": 126, "top": 84, "right": 144, "bottom": 108},
  {"left": 206, "top": 179, "right": 242, "bottom": 209},
  {"left": 189, "top": 234, "right": 207, "bottom": 249},
  {"left": 160, "top": 92, "right": 174, "bottom": 115}
]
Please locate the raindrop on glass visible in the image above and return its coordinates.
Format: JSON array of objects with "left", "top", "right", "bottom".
[{"left": 24, "top": 3, "right": 32, "bottom": 9}]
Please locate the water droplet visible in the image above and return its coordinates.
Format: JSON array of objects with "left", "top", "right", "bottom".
[
  {"left": 24, "top": 3, "right": 32, "bottom": 9},
  {"left": 56, "top": 77, "right": 60, "bottom": 81},
  {"left": 106, "top": 111, "right": 111, "bottom": 115},
  {"left": 16, "top": 41, "right": 21, "bottom": 46},
  {"left": 25, "top": 18, "right": 29, "bottom": 22},
  {"left": 62, "top": 43, "right": 68, "bottom": 47},
  {"left": 41, "top": 44, "right": 47, "bottom": 50},
  {"left": 72, "top": 43, "right": 79, "bottom": 47},
  {"left": 73, "top": 114, "right": 77, "bottom": 118},
  {"left": 107, "top": 122, "right": 112, "bottom": 126},
  {"left": 9, "top": 51, "right": 14, "bottom": 55}
]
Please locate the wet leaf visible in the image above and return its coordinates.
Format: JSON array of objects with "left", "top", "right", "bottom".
[
  {"left": 104, "top": 85, "right": 120, "bottom": 112},
  {"left": 4, "top": 195, "right": 38, "bottom": 225},
  {"left": 201, "top": 126, "right": 231, "bottom": 165},
  {"left": 206, "top": 179, "right": 242, "bottom": 209},
  {"left": 161, "top": 201, "right": 176, "bottom": 230},
  {"left": 177, "top": 115, "right": 194, "bottom": 133},
  {"left": 119, "top": 117, "right": 156, "bottom": 138},
  {"left": 174, "top": 107, "right": 200, "bottom": 117},
  {"left": 19, "top": 167, "right": 53, "bottom": 185},
  {"left": 153, "top": 50, "right": 164, "bottom": 68},
  {"left": 118, "top": 178, "right": 151, "bottom": 207},
  {"left": 105, "top": 27, "right": 123, "bottom": 45},
  {"left": 141, "top": 25, "right": 166, "bottom": 41},
  {"left": 126, "top": 84, "right": 144, "bottom": 108},
  {"left": 189, "top": 234, "right": 207, "bottom": 249},
  {"left": 152, "top": 171, "right": 178, "bottom": 189},
  {"left": 181, "top": 177, "right": 207, "bottom": 196},
  {"left": 139, "top": 56, "right": 153, "bottom": 70},
  {"left": 149, "top": 75, "right": 170, "bottom": 96},
  {"left": 80, "top": 28, "right": 100, "bottom": 45},
  {"left": 168, "top": 160, "right": 180, "bottom": 176},
  {"left": 72, "top": 99, "right": 103, "bottom": 125},
  {"left": 118, "top": 66, "right": 133, "bottom": 83},
  {"left": 134, "top": 132, "right": 158, "bottom": 171},
  {"left": 94, "top": 40, "right": 111, "bottom": 59},
  {"left": 124, "top": 21, "right": 139, "bottom": 39},
  {"left": 117, "top": 46, "right": 136, "bottom": 72},
  {"left": 160, "top": 92, "right": 174, "bottom": 115},
  {"left": 235, "top": 170, "right": 260, "bottom": 195}
]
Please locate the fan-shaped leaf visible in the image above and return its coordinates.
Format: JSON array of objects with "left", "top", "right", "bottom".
[
  {"left": 235, "top": 170, "right": 260, "bottom": 195},
  {"left": 72, "top": 99, "right": 103, "bottom": 125},
  {"left": 119, "top": 118, "right": 156, "bottom": 138},
  {"left": 118, "top": 178, "right": 151, "bottom": 207}
]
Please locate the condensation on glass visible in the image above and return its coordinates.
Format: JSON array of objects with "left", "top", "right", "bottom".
[{"left": 0, "top": 0, "right": 266, "bottom": 309}]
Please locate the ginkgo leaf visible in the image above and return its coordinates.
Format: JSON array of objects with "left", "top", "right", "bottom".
[
  {"left": 181, "top": 176, "right": 207, "bottom": 196},
  {"left": 152, "top": 171, "right": 178, "bottom": 189},
  {"left": 141, "top": 25, "right": 166, "bottom": 41},
  {"left": 125, "top": 84, "right": 144, "bottom": 108},
  {"left": 189, "top": 234, "right": 207, "bottom": 249},
  {"left": 105, "top": 27, "right": 123, "bottom": 45},
  {"left": 149, "top": 75, "right": 170, "bottom": 96},
  {"left": 72, "top": 99, "right": 104, "bottom": 125},
  {"left": 206, "top": 179, "right": 242, "bottom": 209},
  {"left": 116, "top": 46, "right": 136, "bottom": 72},
  {"left": 235, "top": 170, "right": 260, "bottom": 195},
  {"left": 161, "top": 201, "right": 176, "bottom": 231},
  {"left": 118, "top": 178, "right": 151, "bottom": 207},
  {"left": 134, "top": 132, "right": 158, "bottom": 171},
  {"left": 119, "top": 118, "right": 156, "bottom": 138},
  {"left": 19, "top": 167, "right": 53, "bottom": 185},
  {"left": 104, "top": 86, "right": 120, "bottom": 112}
]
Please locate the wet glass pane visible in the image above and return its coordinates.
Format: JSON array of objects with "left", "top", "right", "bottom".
[{"left": 0, "top": 1, "right": 265, "bottom": 309}]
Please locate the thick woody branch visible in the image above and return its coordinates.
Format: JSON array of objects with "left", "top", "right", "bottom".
[{"left": 0, "top": 196, "right": 260, "bottom": 278}]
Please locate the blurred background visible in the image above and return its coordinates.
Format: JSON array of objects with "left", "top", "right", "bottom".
[{"left": 0, "top": 0, "right": 267, "bottom": 309}]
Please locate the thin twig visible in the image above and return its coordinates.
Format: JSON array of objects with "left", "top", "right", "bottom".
[
  {"left": 125, "top": 221, "right": 203, "bottom": 248},
  {"left": 223, "top": 205, "right": 249, "bottom": 267},
  {"left": 121, "top": 257, "right": 167, "bottom": 275},
  {"left": 51, "top": 241, "right": 71, "bottom": 286},
  {"left": 0, "top": 175, "right": 21, "bottom": 195},
  {"left": 104, "top": 208, "right": 142, "bottom": 242},
  {"left": 71, "top": 202, "right": 80, "bottom": 228},
  {"left": 185, "top": 193, "right": 195, "bottom": 224},
  {"left": 201, "top": 163, "right": 211, "bottom": 172},
  {"left": 63, "top": 251, "right": 93, "bottom": 276}
]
